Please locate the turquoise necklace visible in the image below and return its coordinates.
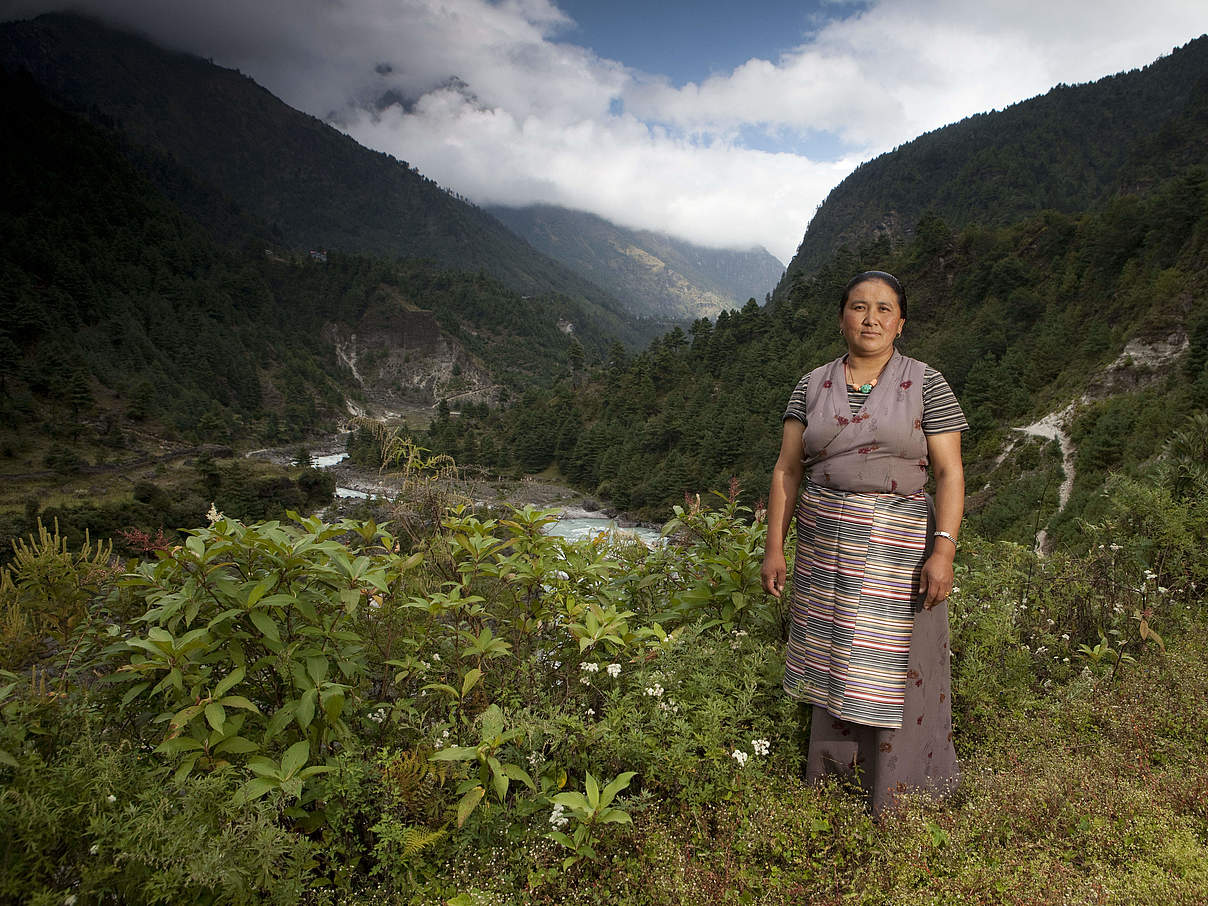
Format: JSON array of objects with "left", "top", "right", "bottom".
[{"left": 845, "top": 359, "right": 887, "bottom": 394}]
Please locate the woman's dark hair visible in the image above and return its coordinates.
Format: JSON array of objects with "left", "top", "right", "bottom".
[{"left": 839, "top": 271, "right": 907, "bottom": 319}]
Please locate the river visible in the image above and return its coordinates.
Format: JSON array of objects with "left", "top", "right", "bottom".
[{"left": 298, "top": 442, "right": 661, "bottom": 544}]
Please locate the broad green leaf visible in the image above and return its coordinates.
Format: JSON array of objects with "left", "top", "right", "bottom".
[
  {"left": 488, "top": 756, "right": 508, "bottom": 800},
  {"left": 247, "top": 756, "right": 281, "bottom": 779},
  {"left": 500, "top": 763, "right": 536, "bottom": 790},
  {"left": 461, "top": 668, "right": 483, "bottom": 700},
  {"left": 264, "top": 706, "right": 294, "bottom": 742},
  {"left": 185, "top": 535, "right": 205, "bottom": 558},
  {"left": 585, "top": 771, "right": 600, "bottom": 810},
  {"left": 597, "top": 809, "right": 633, "bottom": 825},
  {"left": 120, "top": 682, "right": 150, "bottom": 707},
  {"left": 306, "top": 655, "right": 329, "bottom": 686},
  {"left": 479, "top": 703, "right": 503, "bottom": 741},
  {"left": 249, "top": 610, "right": 280, "bottom": 644},
  {"left": 446, "top": 895, "right": 477, "bottom": 906},
  {"left": 281, "top": 739, "right": 310, "bottom": 779},
  {"left": 217, "top": 695, "right": 260, "bottom": 713},
  {"left": 173, "top": 755, "right": 199, "bottom": 784},
  {"left": 212, "top": 666, "right": 245, "bottom": 699},
  {"left": 430, "top": 745, "right": 480, "bottom": 762},
  {"left": 456, "top": 785, "right": 485, "bottom": 827},
  {"left": 0, "top": 748, "right": 17, "bottom": 768},
  {"left": 245, "top": 575, "right": 276, "bottom": 608},
  {"left": 213, "top": 735, "right": 259, "bottom": 755},
  {"left": 204, "top": 702, "right": 226, "bottom": 733},
  {"left": 169, "top": 703, "right": 204, "bottom": 729},
  {"left": 295, "top": 689, "right": 317, "bottom": 729},
  {"left": 600, "top": 771, "right": 637, "bottom": 808},
  {"left": 320, "top": 688, "right": 345, "bottom": 723},
  {"left": 154, "top": 735, "right": 204, "bottom": 756},
  {"left": 238, "top": 777, "right": 278, "bottom": 802}
]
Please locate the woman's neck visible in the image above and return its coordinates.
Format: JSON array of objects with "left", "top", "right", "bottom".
[{"left": 845, "top": 347, "right": 895, "bottom": 379}]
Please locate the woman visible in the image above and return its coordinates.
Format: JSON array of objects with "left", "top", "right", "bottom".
[{"left": 761, "top": 271, "right": 967, "bottom": 815}]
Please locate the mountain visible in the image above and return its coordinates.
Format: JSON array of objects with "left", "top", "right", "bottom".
[
  {"left": 487, "top": 205, "right": 784, "bottom": 320},
  {"left": 780, "top": 34, "right": 1208, "bottom": 289},
  {"left": 422, "top": 41, "right": 1208, "bottom": 552},
  {"left": 0, "top": 12, "right": 659, "bottom": 347},
  {"left": 0, "top": 65, "right": 630, "bottom": 457}
]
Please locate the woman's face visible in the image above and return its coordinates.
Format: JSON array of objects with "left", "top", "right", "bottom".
[{"left": 839, "top": 278, "right": 904, "bottom": 358}]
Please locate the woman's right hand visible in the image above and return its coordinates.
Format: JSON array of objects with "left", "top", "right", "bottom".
[{"left": 762, "top": 551, "right": 787, "bottom": 598}]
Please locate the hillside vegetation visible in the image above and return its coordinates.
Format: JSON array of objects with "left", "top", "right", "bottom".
[
  {"left": 781, "top": 34, "right": 1208, "bottom": 287},
  {"left": 1, "top": 471, "right": 1206, "bottom": 903},
  {"left": 421, "top": 163, "right": 1208, "bottom": 547}
]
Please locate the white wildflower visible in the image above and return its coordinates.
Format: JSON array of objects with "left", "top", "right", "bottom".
[
  {"left": 432, "top": 653, "right": 440, "bottom": 661},
  {"left": 606, "top": 663, "right": 621, "bottom": 678},
  {"left": 1109, "top": 543, "right": 1121, "bottom": 552},
  {"left": 579, "top": 676, "right": 591, "bottom": 685},
  {"left": 1158, "top": 587, "right": 1168, "bottom": 594},
  {"left": 585, "top": 707, "right": 595, "bottom": 717},
  {"left": 580, "top": 662, "right": 599, "bottom": 673},
  {"left": 731, "top": 750, "right": 749, "bottom": 767},
  {"left": 1061, "top": 633, "right": 1070, "bottom": 641},
  {"left": 644, "top": 683, "right": 664, "bottom": 698},
  {"left": 106, "top": 794, "right": 116, "bottom": 805},
  {"left": 752, "top": 738, "right": 771, "bottom": 757},
  {"left": 1144, "top": 569, "right": 1157, "bottom": 580},
  {"left": 206, "top": 502, "right": 222, "bottom": 525},
  {"left": 549, "top": 803, "right": 569, "bottom": 829},
  {"left": 89, "top": 844, "right": 99, "bottom": 856}
]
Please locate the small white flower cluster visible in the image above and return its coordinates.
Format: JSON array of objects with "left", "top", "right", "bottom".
[
  {"left": 527, "top": 751, "right": 542, "bottom": 769},
  {"left": 549, "top": 803, "right": 569, "bottom": 829},
  {"left": 644, "top": 682, "right": 664, "bottom": 698},
  {"left": 731, "top": 750, "right": 749, "bottom": 767},
  {"left": 106, "top": 794, "right": 116, "bottom": 805},
  {"left": 433, "top": 728, "right": 450, "bottom": 750},
  {"left": 368, "top": 707, "right": 388, "bottom": 723},
  {"left": 606, "top": 663, "right": 621, "bottom": 678},
  {"left": 580, "top": 661, "right": 599, "bottom": 672},
  {"left": 730, "top": 629, "right": 749, "bottom": 650},
  {"left": 751, "top": 738, "right": 770, "bottom": 756},
  {"left": 206, "top": 502, "right": 223, "bottom": 525}
]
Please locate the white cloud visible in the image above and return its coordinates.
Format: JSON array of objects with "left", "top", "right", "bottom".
[{"left": 5, "top": 0, "right": 1205, "bottom": 263}]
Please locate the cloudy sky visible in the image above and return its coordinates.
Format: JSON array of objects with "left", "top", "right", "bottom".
[{"left": 6, "top": 0, "right": 1205, "bottom": 262}]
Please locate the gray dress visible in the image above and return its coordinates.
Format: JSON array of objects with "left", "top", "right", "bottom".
[{"left": 783, "top": 355, "right": 967, "bottom": 814}]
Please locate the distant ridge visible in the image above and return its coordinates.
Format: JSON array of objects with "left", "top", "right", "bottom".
[
  {"left": 0, "top": 12, "right": 657, "bottom": 346},
  {"left": 779, "top": 33, "right": 1208, "bottom": 290},
  {"left": 488, "top": 205, "right": 784, "bottom": 321}
]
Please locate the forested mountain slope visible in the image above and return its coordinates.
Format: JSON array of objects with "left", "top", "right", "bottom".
[
  {"left": 780, "top": 34, "right": 1208, "bottom": 289},
  {"left": 488, "top": 204, "right": 784, "bottom": 320},
  {"left": 0, "top": 12, "right": 659, "bottom": 346},
  {"left": 0, "top": 69, "right": 616, "bottom": 458},
  {"left": 422, "top": 32, "right": 1208, "bottom": 549}
]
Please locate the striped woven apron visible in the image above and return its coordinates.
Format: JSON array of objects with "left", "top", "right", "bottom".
[{"left": 783, "top": 481, "right": 930, "bottom": 729}]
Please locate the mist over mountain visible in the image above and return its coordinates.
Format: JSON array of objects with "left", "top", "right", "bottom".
[
  {"left": 0, "top": 11, "right": 660, "bottom": 347},
  {"left": 488, "top": 204, "right": 784, "bottom": 321}
]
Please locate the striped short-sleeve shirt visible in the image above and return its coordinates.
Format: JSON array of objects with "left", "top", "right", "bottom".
[{"left": 783, "top": 366, "right": 968, "bottom": 435}]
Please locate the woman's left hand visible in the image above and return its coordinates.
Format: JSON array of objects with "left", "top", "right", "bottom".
[{"left": 918, "top": 552, "right": 954, "bottom": 608}]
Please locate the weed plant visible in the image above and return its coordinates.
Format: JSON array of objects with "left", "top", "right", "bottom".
[{"left": 1, "top": 475, "right": 1206, "bottom": 904}]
